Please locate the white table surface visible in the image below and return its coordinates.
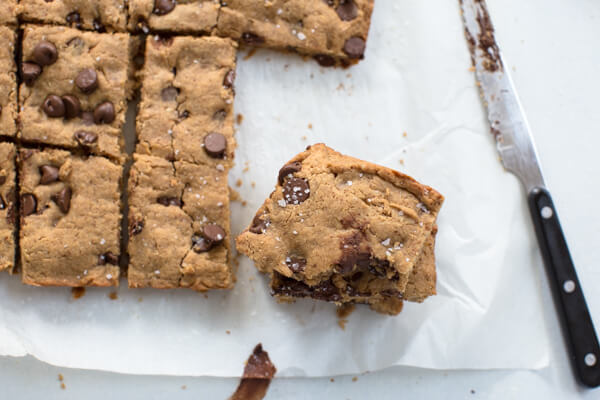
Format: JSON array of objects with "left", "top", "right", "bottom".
[{"left": 2, "top": 0, "right": 600, "bottom": 398}]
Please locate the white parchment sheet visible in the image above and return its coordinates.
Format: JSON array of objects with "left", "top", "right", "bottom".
[{"left": 0, "top": 0, "right": 550, "bottom": 376}]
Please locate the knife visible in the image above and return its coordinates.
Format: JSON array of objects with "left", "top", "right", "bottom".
[{"left": 459, "top": 0, "right": 600, "bottom": 388}]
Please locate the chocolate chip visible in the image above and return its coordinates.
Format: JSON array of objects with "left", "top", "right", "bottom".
[
  {"left": 62, "top": 95, "right": 81, "bottom": 119},
  {"left": 381, "top": 289, "right": 403, "bottom": 299},
  {"left": 42, "top": 95, "right": 65, "bottom": 118},
  {"left": 178, "top": 110, "right": 190, "bottom": 120},
  {"left": 0, "top": 175, "right": 5, "bottom": 186},
  {"left": 241, "top": 32, "right": 265, "bottom": 46},
  {"left": 135, "top": 17, "right": 150, "bottom": 34},
  {"left": 93, "top": 19, "right": 106, "bottom": 32},
  {"left": 81, "top": 111, "right": 95, "bottom": 125},
  {"left": 223, "top": 70, "right": 236, "bottom": 88},
  {"left": 74, "top": 131, "right": 98, "bottom": 146},
  {"left": 21, "top": 194, "right": 37, "bottom": 216},
  {"left": 154, "top": 0, "right": 176, "bottom": 15},
  {"left": 93, "top": 101, "right": 115, "bottom": 124},
  {"left": 336, "top": 0, "right": 358, "bottom": 21},
  {"left": 66, "top": 11, "right": 82, "bottom": 28},
  {"left": 191, "top": 235, "right": 212, "bottom": 253},
  {"left": 278, "top": 161, "right": 302, "bottom": 184},
  {"left": 21, "top": 62, "right": 42, "bottom": 86},
  {"left": 75, "top": 68, "right": 98, "bottom": 94},
  {"left": 98, "top": 252, "right": 119, "bottom": 265},
  {"left": 161, "top": 86, "right": 179, "bottom": 101},
  {"left": 282, "top": 177, "right": 310, "bottom": 205},
  {"left": 203, "top": 132, "right": 227, "bottom": 158},
  {"left": 249, "top": 215, "right": 268, "bottom": 234},
  {"left": 343, "top": 37, "right": 366, "bottom": 59},
  {"left": 314, "top": 54, "right": 336, "bottom": 67},
  {"left": 203, "top": 224, "right": 226, "bottom": 244},
  {"left": 51, "top": 187, "right": 72, "bottom": 214},
  {"left": 286, "top": 255, "right": 306, "bottom": 273},
  {"left": 156, "top": 196, "right": 181, "bottom": 207},
  {"left": 33, "top": 41, "right": 58, "bottom": 66},
  {"left": 368, "top": 258, "right": 392, "bottom": 279},
  {"left": 129, "top": 217, "right": 144, "bottom": 236},
  {"left": 39, "top": 165, "right": 59, "bottom": 185}
]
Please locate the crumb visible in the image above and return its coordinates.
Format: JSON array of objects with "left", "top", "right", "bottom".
[
  {"left": 338, "top": 319, "right": 348, "bottom": 330},
  {"left": 468, "top": 66, "right": 475, "bottom": 72},
  {"left": 229, "top": 187, "right": 242, "bottom": 202},
  {"left": 236, "top": 179, "right": 243, "bottom": 187},
  {"left": 470, "top": 389, "right": 476, "bottom": 394},
  {"left": 310, "top": 73, "right": 314, "bottom": 79},
  {"left": 236, "top": 114, "right": 244, "bottom": 125},
  {"left": 137, "top": 297, "right": 143, "bottom": 302},
  {"left": 266, "top": 57, "right": 271, "bottom": 62},
  {"left": 226, "top": 330, "right": 231, "bottom": 335},
  {"left": 251, "top": 181, "right": 256, "bottom": 188},
  {"left": 402, "top": 131, "right": 407, "bottom": 137},
  {"left": 60, "top": 383, "right": 66, "bottom": 390},
  {"left": 330, "top": 378, "right": 335, "bottom": 382},
  {"left": 308, "top": 123, "right": 313, "bottom": 129},
  {"left": 301, "top": 136, "right": 307, "bottom": 141},
  {"left": 181, "top": 385, "right": 187, "bottom": 390},
  {"left": 243, "top": 162, "right": 250, "bottom": 173},
  {"left": 203, "top": 294, "right": 208, "bottom": 299},
  {"left": 346, "top": 73, "right": 352, "bottom": 78},
  {"left": 248, "top": 276, "right": 255, "bottom": 282},
  {"left": 243, "top": 48, "right": 257, "bottom": 60},
  {"left": 399, "top": 159, "right": 404, "bottom": 165},
  {"left": 58, "top": 374, "right": 64, "bottom": 381},
  {"left": 336, "top": 303, "right": 355, "bottom": 319},
  {"left": 352, "top": 377, "right": 358, "bottom": 382},
  {"left": 71, "top": 287, "right": 85, "bottom": 299},
  {"left": 336, "top": 83, "right": 345, "bottom": 91},
  {"left": 108, "top": 292, "right": 118, "bottom": 300},
  {"left": 241, "top": 200, "right": 247, "bottom": 206},
  {"left": 284, "top": 64, "right": 289, "bottom": 71}
]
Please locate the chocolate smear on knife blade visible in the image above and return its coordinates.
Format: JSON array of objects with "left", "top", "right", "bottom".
[
  {"left": 461, "top": 0, "right": 503, "bottom": 72},
  {"left": 230, "top": 344, "right": 277, "bottom": 400}
]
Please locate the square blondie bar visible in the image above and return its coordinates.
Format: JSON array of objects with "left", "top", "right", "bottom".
[
  {"left": 19, "top": 25, "right": 132, "bottom": 161},
  {"left": 127, "top": 155, "right": 233, "bottom": 291},
  {"left": 236, "top": 144, "right": 444, "bottom": 315},
  {"left": 128, "top": 0, "right": 219, "bottom": 34},
  {"left": 19, "top": 148, "right": 122, "bottom": 287},
  {"left": 136, "top": 35, "right": 237, "bottom": 167}
]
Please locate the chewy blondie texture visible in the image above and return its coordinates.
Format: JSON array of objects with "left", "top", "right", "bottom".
[
  {"left": 217, "top": 0, "right": 374, "bottom": 66},
  {"left": 19, "top": 25, "right": 132, "bottom": 161},
  {"left": 19, "top": 148, "right": 122, "bottom": 287},
  {"left": 236, "top": 144, "right": 444, "bottom": 315},
  {"left": 128, "top": 0, "right": 220, "bottom": 34},
  {"left": 0, "top": 0, "right": 17, "bottom": 26},
  {"left": 0, "top": 143, "right": 17, "bottom": 272},
  {"left": 0, "top": 27, "right": 17, "bottom": 138},
  {"left": 127, "top": 155, "right": 233, "bottom": 291},
  {"left": 17, "top": 0, "right": 127, "bottom": 32},
  {"left": 136, "top": 35, "right": 237, "bottom": 166}
]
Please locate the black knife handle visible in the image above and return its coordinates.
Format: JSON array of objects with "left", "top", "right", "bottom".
[{"left": 528, "top": 187, "right": 600, "bottom": 387}]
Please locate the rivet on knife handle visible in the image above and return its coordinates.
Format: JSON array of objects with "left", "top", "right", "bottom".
[{"left": 528, "top": 188, "right": 600, "bottom": 388}]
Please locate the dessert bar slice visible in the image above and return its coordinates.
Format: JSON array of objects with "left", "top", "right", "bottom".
[
  {"left": 217, "top": 0, "right": 374, "bottom": 66},
  {"left": 19, "top": 148, "right": 122, "bottom": 287},
  {"left": 17, "top": 0, "right": 127, "bottom": 32},
  {"left": 19, "top": 25, "right": 132, "bottom": 161},
  {"left": 236, "top": 144, "right": 444, "bottom": 315},
  {"left": 0, "top": 27, "right": 17, "bottom": 138},
  {"left": 127, "top": 155, "right": 234, "bottom": 290},
  {"left": 128, "top": 0, "right": 219, "bottom": 34},
  {"left": 0, "top": 0, "right": 17, "bottom": 26},
  {"left": 136, "top": 35, "right": 237, "bottom": 167},
  {"left": 0, "top": 143, "right": 17, "bottom": 272}
]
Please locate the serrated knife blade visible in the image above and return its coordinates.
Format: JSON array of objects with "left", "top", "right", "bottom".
[{"left": 459, "top": 0, "right": 600, "bottom": 388}]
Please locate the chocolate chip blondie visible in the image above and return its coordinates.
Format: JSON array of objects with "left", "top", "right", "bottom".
[
  {"left": 236, "top": 144, "right": 444, "bottom": 315},
  {"left": 19, "top": 25, "right": 132, "bottom": 161},
  {"left": 17, "top": 0, "right": 127, "bottom": 32},
  {"left": 0, "top": 27, "right": 17, "bottom": 138},
  {"left": 19, "top": 148, "right": 122, "bottom": 287},
  {"left": 136, "top": 35, "right": 237, "bottom": 166},
  {"left": 128, "top": 0, "right": 220, "bottom": 34},
  {"left": 0, "top": 0, "right": 17, "bottom": 26},
  {"left": 217, "top": 0, "right": 374, "bottom": 66},
  {"left": 0, "top": 143, "right": 17, "bottom": 272},
  {"left": 127, "top": 155, "right": 233, "bottom": 291}
]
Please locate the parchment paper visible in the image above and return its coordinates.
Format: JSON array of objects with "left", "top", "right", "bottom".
[{"left": 0, "top": 0, "right": 550, "bottom": 376}]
